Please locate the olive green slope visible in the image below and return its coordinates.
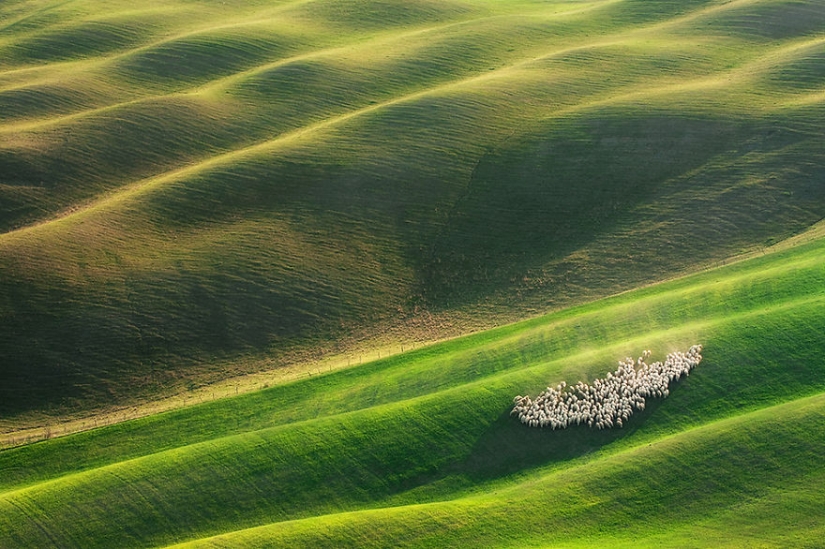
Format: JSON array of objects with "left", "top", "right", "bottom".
[
  {"left": 2, "top": 0, "right": 825, "bottom": 426},
  {"left": 0, "top": 210, "right": 824, "bottom": 547}
]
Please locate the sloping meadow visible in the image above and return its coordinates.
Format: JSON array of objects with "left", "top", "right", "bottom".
[
  {"left": 2, "top": 0, "right": 825, "bottom": 545},
  {"left": 1, "top": 216, "right": 825, "bottom": 547},
  {"left": 3, "top": 0, "right": 825, "bottom": 425}
]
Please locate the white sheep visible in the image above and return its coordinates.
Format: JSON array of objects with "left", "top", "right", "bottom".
[{"left": 512, "top": 345, "right": 703, "bottom": 430}]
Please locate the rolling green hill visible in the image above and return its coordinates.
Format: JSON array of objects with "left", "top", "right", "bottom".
[
  {"left": 2, "top": 0, "right": 825, "bottom": 545},
  {"left": 1, "top": 205, "right": 825, "bottom": 547},
  {"left": 3, "top": 0, "right": 825, "bottom": 428}
]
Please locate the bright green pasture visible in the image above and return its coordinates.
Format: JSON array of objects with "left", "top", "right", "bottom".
[
  {"left": 1, "top": 225, "right": 824, "bottom": 547},
  {"left": 164, "top": 393, "right": 825, "bottom": 548}
]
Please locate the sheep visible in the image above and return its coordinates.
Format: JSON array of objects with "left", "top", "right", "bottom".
[{"left": 511, "top": 345, "right": 703, "bottom": 430}]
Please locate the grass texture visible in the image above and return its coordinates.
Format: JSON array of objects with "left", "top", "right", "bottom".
[
  {"left": 2, "top": 0, "right": 825, "bottom": 544},
  {"left": 1, "top": 208, "right": 825, "bottom": 547},
  {"left": 3, "top": 0, "right": 825, "bottom": 425}
]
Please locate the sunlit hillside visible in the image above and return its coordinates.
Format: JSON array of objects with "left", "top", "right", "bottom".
[
  {"left": 3, "top": 0, "right": 825, "bottom": 426},
  {"left": 0, "top": 0, "right": 825, "bottom": 454},
  {"left": 2, "top": 202, "right": 825, "bottom": 547},
  {"left": 2, "top": 0, "right": 825, "bottom": 546}
]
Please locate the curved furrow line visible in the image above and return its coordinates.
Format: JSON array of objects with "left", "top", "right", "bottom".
[
  {"left": 782, "top": 89, "right": 825, "bottom": 107},
  {"left": 0, "top": 47, "right": 614, "bottom": 239},
  {"left": 0, "top": 0, "right": 632, "bottom": 131},
  {"left": 0, "top": 11, "right": 563, "bottom": 134},
  {"left": 0, "top": 0, "right": 324, "bottom": 77},
  {"left": 0, "top": 85, "right": 749, "bottom": 241},
  {"left": 0, "top": 0, "right": 753, "bottom": 121},
  {"left": 0, "top": 0, "right": 76, "bottom": 36},
  {"left": 1, "top": 0, "right": 808, "bottom": 152},
  {"left": 192, "top": 13, "right": 558, "bottom": 95},
  {"left": 0, "top": 0, "right": 789, "bottom": 85},
  {"left": 629, "top": 0, "right": 772, "bottom": 33}
]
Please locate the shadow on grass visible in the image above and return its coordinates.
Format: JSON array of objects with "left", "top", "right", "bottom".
[
  {"left": 459, "top": 397, "right": 668, "bottom": 482},
  {"left": 390, "top": 397, "right": 670, "bottom": 501}
]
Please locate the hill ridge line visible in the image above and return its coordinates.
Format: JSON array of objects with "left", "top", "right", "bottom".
[
  {"left": 0, "top": 0, "right": 324, "bottom": 76},
  {"left": 0, "top": 10, "right": 580, "bottom": 134},
  {"left": 2, "top": 220, "right": 819, "bottom": 451},
  {"left": 0, "top": 0, "right": 791, "bottom": 238},
  {"left": 1, "top": 234, "right": 819, "bottom": 451},
  {"left": 0, "top": 0, "right": 640, "bottom": 79},
  {"left": 0, "top": 37, "right": 790, "bottom": 242},
  {"left": 0, "top": 38, "right": 645, "bottom": 241},
  {"left": 2, "top": 191, "right": 821, "bottom": 446},
  {"left": 1, "top": 0, "right": 782, "bottom": 129}
]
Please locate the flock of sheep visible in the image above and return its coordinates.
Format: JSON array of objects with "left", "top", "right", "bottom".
[{"left": 512, "top": 345, "right": 703, "bottom": 430}]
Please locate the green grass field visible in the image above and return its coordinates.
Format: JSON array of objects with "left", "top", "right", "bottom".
[
  {"left": 2, "top": 207, "right": 825, "bottom": 547},
  {"left": 2, "top": 0, "right": 825, "bottom": 546},
  {"left": 3, "top": 0, "right": 825, "bottom": 426}
]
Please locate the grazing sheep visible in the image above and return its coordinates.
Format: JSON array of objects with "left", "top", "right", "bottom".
[{"left": 512, "top": 345, "right": 703, "bottom": 430}]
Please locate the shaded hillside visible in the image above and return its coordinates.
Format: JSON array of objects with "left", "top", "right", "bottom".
[
  {"left": 1, "top": 211, "right": 825, "bottom": 547},
  {"left": 2, "top": 0, "right": 825, "bottom": 424}
]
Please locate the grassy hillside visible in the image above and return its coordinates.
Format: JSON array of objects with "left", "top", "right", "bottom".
[
  {"left": 2, "top": 1, "right": 825, "bottom": 545},
  {"left": 3, "top": 0, "right": 825, "bottom": 427},
  {"left": 1, "top": 210, "right": 824, "bottom": 547}
]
